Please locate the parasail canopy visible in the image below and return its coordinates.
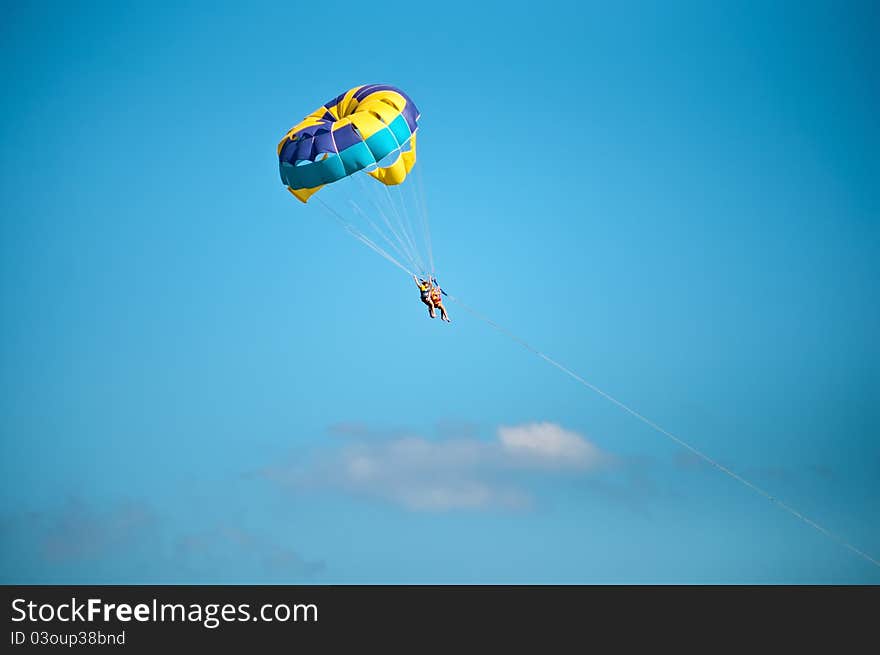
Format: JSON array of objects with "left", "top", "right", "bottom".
[{"left": 278, "top": 84, "right": 420, "bottom": 203}]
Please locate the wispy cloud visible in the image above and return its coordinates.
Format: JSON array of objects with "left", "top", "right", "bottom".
[
  {"left": 0, "top": 497, "right": 158, "bottom": 566},
  {"left": 0, "top": 497, "right": 322, "bottom": 582},
  {"left": 40, "top": 498, "right": 157, "bottom": 562},
  {"left": 175, "top": 524, "right": 324, "bottom": 578},
  {"left": 261, "top": 421, "right": 612, "bottom": 512}
]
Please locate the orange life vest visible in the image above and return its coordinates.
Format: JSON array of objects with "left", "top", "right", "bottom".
[{"left": 430, "top": 288, "right": 442, "bottom": 304}]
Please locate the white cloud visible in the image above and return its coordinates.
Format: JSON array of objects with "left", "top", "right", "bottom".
[
  {"left": 263, "top": 422, "right": 609, "bottom": 512},
  {"left": 498, "top": 422, "right": 605, "bottom": 469}
]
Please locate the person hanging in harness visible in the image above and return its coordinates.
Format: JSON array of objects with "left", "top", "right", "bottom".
[{"left": 413, "top": 275, "right": 451, "bottom": 322}]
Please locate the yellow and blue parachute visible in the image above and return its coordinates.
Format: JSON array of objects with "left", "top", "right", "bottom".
[{"left": 278, "top": 84, "right": 420, "bottom": 202}]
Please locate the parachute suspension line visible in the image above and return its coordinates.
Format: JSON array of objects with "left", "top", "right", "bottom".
[
  {"left": 377, "top": 185, "right": 422, "bottom": 274},
  {"left": 314, "top": 197, "right": 415, "bottom": 277},
  {"left": 348, "top": 198, "right": 415, "bottom": 273},
  {"left": 344, "top": 175, "right": 415, "bottom": 273},
  {"left": 445, "top": 294, "right": 880, "bottom": 570},
  {"left": 387, "top": 173, "right": 425, "bottom": 275},
  {"left": 382, "top": 182, "right": 426, "bottom": 275},
  {"left": 414, "top": 158, "right": 435, "bottom": 279},
  {"left": 342, "top": 148, "right": 434, "bottom": 280},
  {"left": 401, "top": 159, "right": 429, "bottom": 277},
  {"left": 355, "top": 173, "right": 421, "bottom": 274},
  {"left": 402, "top": 174, "right": 433, "bottom": 280}
]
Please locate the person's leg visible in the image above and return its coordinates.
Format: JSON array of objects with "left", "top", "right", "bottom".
[
  {"left": 438, "top": 304, "right": 450, "bottom": 322},
  {"left": 427, "top": 300, "right": 436, "bottom": 318}
]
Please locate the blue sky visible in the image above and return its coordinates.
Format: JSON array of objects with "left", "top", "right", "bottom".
[{"left": 1, "top": 0, "right": 878, "bottom": 583}]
